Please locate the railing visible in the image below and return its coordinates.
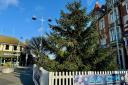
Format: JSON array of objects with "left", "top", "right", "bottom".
[{"left": 33, "top": 64, "right": 128, "bottom": 85}]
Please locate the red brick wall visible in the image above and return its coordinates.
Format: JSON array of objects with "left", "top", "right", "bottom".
[{"left": 104, "top": 15, "right": 110, "bottom": 46}]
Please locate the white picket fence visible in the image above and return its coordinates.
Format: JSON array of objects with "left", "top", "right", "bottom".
[
  {"left": 49, "top": 71, "right": 74, "bottom": 85},
  {"left": 33, "top": 64, "right": 128, "bottom": 85},
  {"left": 49, "top": 71, "right": 128, "bottom": 85}
]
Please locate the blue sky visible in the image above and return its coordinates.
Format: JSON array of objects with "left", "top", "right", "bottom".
[{"left": 0, "top": 0, "right": 105, "bottom": 41}]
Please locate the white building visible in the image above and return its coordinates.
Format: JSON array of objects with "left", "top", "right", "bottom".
[{"left": 0, "top": 35, "right": 24, "bottom": 66}]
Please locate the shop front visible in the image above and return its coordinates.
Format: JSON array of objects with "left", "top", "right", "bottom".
[{"left": 0, "top": 52, "right": 20, "bottom": 67}]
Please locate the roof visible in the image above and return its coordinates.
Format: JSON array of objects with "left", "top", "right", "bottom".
[
  {"left": 94, "top": 1, "right": 101, "bottom": 11},
  {"left": 0, "top": 35, "right": 23, "bottom": 45}
]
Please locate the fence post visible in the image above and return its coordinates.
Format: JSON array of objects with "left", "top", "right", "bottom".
[
  {"left": 69, "top": 72, "right": 71, "bottom": 85},
  {"left": 55, "top": 72, "right": 58, "bottom": 85},
  {"left": 33, "top": 64, "right": 39, "bottom": 85},
  {"left": 49, "top": 72, "right": 54, "bottom": 85},
  {"left": 72, "top": 71, "right": 75, "bottom": 85},
  {"left": 59, "top": 72, "right": 61, "bottom": 85},
  {"left": 62, "top": 72, "right": 65, "bottom": 85},
  {"left": 66, "top": 72, "right": 68, "bottom": 85},
  {"left": 39, "top": 67, "right": 49, "bottom": 85}
]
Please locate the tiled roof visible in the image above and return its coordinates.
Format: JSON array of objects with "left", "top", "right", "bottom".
[{"left": 0, "top": 35, "right": 23, "bottom": 45}]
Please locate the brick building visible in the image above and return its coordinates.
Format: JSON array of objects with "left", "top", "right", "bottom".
[{"left": 93, "top": 0, "right": 128, "bottom": 69}]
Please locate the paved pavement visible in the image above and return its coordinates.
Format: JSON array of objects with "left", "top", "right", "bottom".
[{"left": 0, "top": 67, "right": 34, "bottom": 85}]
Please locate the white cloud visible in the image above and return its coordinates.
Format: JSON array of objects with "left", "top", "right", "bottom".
[{"left": 0, "top": 0, "right": 19, "bottom": 10}]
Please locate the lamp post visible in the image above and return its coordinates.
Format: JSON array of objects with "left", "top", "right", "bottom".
[{"left": 32, "top": 16, "right": 45, "bottom": 57}]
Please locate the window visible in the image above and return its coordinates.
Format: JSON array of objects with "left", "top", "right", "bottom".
[
  {"left": 14, "top": 46, "right": 17, "bottom": 50},
  {"left": 116, "top": 26, "right": 122, "bottom": 40},
  {"left": 115, "top": 7, "right": 119, "bottom": 20},
  {"left": 109, "top": 11, "right": 114, "bottom": 23},
  {"left": 99, "top": 18, "right": 105, "bottom": 30},
  {"left": 100, "top": 34, "right": 106, "bottom": 47},
  {"left": 109, "top": 27, "right": 116, "bottom": 42},
  {"left": 95, "top": 15, "right": 99, "bottom": 20},
  {"left": 108, "top": 0, "right": 116, "bottom": 8},
  {"left": 118, "top": 48, "right": 125, "bottom": 69},
  {"left": 108, "top": 0, "right": 113, "bottom": 8},
  {"left": 109, "top": 8, "right": 119, "bottom": 24},
  {"left": 5, "top": 45, "right": 9, "bottom": 50},
  {"left": 109, "top": 26, "right": 121, "bottom": 42},
  {"left": 20, "top": 46, "right": 22, "bottom": 51}
]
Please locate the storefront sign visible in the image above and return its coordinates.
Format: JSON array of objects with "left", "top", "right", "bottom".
[
  {"left": 3, "top": 53, "right": 19, "bottom": 56},
  {"left": 74, "top": 74, "right": 128, "bottom": 85}
]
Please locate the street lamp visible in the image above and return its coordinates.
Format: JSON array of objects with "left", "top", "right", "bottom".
[{"left": 32, "top": 16, "right": 51, "bottom": 57}]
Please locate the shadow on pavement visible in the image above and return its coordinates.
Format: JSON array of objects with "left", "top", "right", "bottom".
[
  {"left": 14, "top": 67, "right": 35, "bottom": 85},
  {"left": 0, "top": 78, "right": 13, "bottom": 85}
]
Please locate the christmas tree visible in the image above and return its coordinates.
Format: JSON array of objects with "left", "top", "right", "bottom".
[{"left": 32, "top": 1, "right": 117, "bottom": 71}]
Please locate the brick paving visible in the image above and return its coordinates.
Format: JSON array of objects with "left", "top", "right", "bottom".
[{"left": 0, "top": 67, "right": 34, "bottom": 85}]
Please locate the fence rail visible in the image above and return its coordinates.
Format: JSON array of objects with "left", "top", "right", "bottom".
[{"left": 33, "top": 64, "right": 128, "bottom": 85}]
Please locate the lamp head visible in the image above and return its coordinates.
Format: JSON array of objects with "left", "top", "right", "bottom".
[
  {"left": 48, "top": 19, "right": 52, "bottom": 22},
  {"left": 32, "top": 16, "right": 37, "bottom": 20}
]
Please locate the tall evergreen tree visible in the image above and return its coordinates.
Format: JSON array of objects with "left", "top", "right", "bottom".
[{"left": 32, "top": 1, "right": 117, "bottom": 71}]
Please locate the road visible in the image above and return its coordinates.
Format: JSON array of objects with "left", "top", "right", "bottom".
[{"left": 0, "top": 67, "right": 34, "bottom": 85}]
